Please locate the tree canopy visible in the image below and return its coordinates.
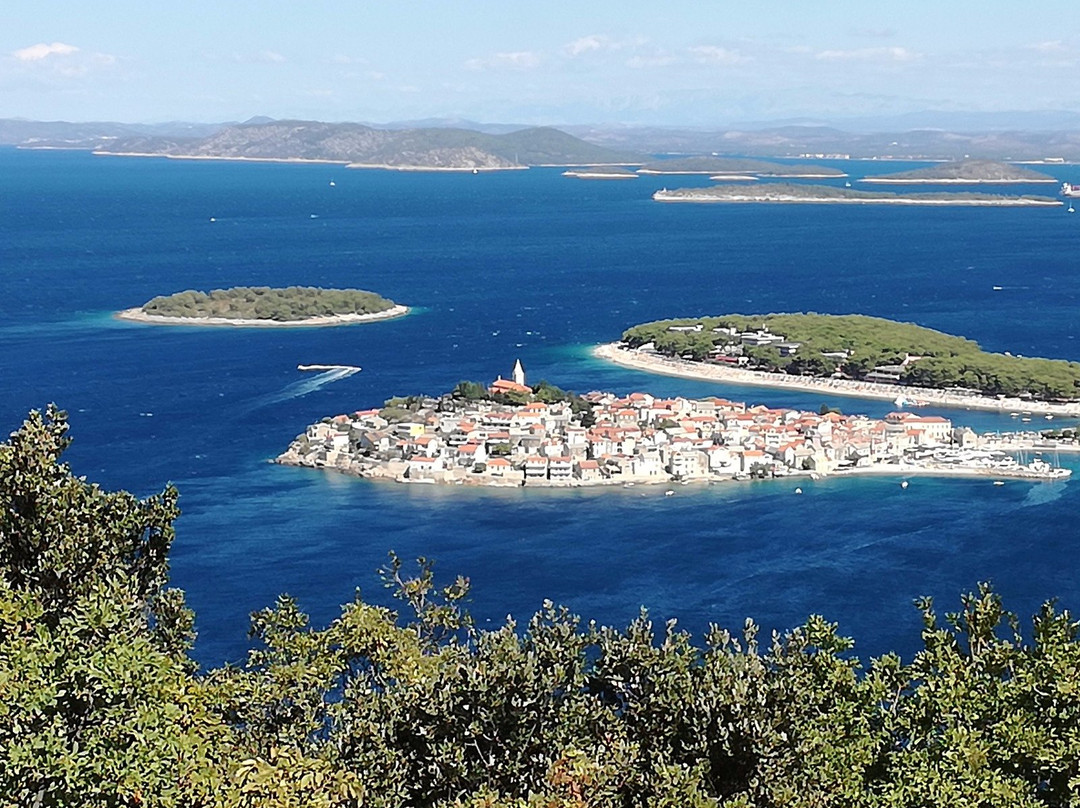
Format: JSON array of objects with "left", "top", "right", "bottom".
[
  {"left": 141, "top": 286, "right": 397, "bottom": 322},
  {"left": 2, "top": 408, "right": 1080, "bottom": 807},
  {"left": 622, "top": 314, "right": 1080, "bottom": 400}
]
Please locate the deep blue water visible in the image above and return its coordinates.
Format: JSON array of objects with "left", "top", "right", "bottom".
[{"left": 3, "top": 147, "right": 1080, "bottom": 667}]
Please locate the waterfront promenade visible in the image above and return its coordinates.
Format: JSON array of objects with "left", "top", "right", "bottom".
[{"left": 594, "top": 343, "right": 1080, "bottom": 418}]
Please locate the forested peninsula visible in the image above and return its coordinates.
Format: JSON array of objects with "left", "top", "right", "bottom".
[
  {"left": 621, "top": 314, "right": 1080, "bottom": 401},
  {"left": 117, "top": 286, "right": 407, "bottom": 326},
  {"left": 4, "top": 406, "right": 1080, "bottom": 806}
]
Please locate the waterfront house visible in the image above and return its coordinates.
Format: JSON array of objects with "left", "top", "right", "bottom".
[
  {"left": 407, "top": 455, "right": 445, "bottom": 480},
  {"left": 574, "top": 459, "right": 604, "bottom": 482},
  {"left": 632, "top": 448, "right": 666, "bottom": 477},
  {"left": 548, "top": 456, "right": 573, "bottom": 480},
  {"left": 485, "top": 456, "right": 513, "bottom": 478},
  {"left": 524, "top": 456, "right": 549, "bottom": 480},
  {"left": 669, "top": 449, "right": 709, "bottom": 479}
]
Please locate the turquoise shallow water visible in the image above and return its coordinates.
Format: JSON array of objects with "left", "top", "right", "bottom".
[{"left": 3, "top": 147, "right": 1080, "bottom": 666}]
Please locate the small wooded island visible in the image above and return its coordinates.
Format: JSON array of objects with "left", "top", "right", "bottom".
[
  {"left": 117, "top": 286, "right": 408, "bottom": 326},
  {"left": 605, "top": 314, "right": 1080, "bottom": 413},
  {"left": 860, "top": 159, "right": 1057, "bottom": 184},
  {"left": 652, "top": 183, "right": 1062, "bottom": 206}
]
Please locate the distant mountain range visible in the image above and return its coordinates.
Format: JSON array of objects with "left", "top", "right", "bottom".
[
  {"left": 564, "top": 124, "right": 1080, "bottom": 162},
  {"left": 5, "top": 115, "right": 1080, "bottom": 163},
  {"left": 0, "top": 118, "right": 225, "bottom": 148}
]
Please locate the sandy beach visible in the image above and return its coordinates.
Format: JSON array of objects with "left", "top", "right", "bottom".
[
  {"left": 115, "top": 304, "right": 409, "bottom": 328},
  {"left": 593, "top": 343, "right": 1080, "bottom": 417}
]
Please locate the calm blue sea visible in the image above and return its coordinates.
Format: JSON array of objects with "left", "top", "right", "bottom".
[{"left": 3, "top": 147, "right": 1080, "bottom": 667}]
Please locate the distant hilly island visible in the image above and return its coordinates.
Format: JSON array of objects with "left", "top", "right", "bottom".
[
  {"left": 5, "top": 115, "right": 1080, "bottom": 164},
  {"left": 857, "top": 159, "right": 1056, "bottom": 183},
  {"left": 92, "top": 120, "right": 641, "bottom": 170}
]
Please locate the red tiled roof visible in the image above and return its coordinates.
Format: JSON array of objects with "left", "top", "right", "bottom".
[{"left": 490, "top": 379, "right": 532, "bottom": 394}]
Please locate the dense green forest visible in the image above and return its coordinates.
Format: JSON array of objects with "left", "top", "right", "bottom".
[
  {"left": 140, "top": 286, "right": 397, "bottom": 322},
  {"left": 622, "top": 314, "right": 1080, "bottom": 399},
  {"left": 3, "top": 407, "right": 1080, "bottom": 807}
]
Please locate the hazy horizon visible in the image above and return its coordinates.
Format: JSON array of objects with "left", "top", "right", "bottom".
[{"left": 4, "top": 1, "right": 1080, "bottom": 128}]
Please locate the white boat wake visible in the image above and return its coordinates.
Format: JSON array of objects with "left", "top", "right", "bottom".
[
  {"left": 256, "top": 367, "right": 361, "bottom": 407},
  {"left": 1019, "top": 481, "right": 1068, "bottom": 509}
]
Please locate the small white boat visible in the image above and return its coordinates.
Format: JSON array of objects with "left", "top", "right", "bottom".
[
  {"left": 993, "top": 480, "right": 1005, "bottom": 486},
  {"left": 794, "top": 487, "right": 803, "bottom": 495},
  {"left": 665, "top": 489, "right": 674, "bottom": 496},
  {"left": 900, "top": 480, "right": 909, "bottom": 489},
  {"left": 992, "top": 285, "right": 1003, "bottom": 291},
  {"left": 297, "top": 364, "right": 361, "bottom": 372},
  {"left": 329, "top": 180, "right": 336, "bottom": 187}
]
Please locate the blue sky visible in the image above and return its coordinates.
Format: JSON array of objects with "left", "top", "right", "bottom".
[{"left": 3, "top": 1, "right": 1079, "bottom": 125}]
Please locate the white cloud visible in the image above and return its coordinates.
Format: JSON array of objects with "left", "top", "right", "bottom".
[
  {"left": 228, "top": 50, "right": 287, "bottom": 64},
  {"left": 566, "top": 35, "right": 606, "bottom": 56},
  {"left": 12, "top": 42, "right": 79, "bottom": 62},
  {"left": 1030, "top": 40, "right": 1066, "bottom": 53},
  {"left": 564, "top": 34, "right": 647, "bottom": 58},
  {"left": 816, "top": 46, "right": 919, "bottom": 62},
  {"left": 689, "top": 45, "right": 745, "bottom": 65},
  {"left": 626, "top": 52, "right": 676, "bottom": 69},
  {"left": 464, "top": 51, "right": 541, "bottom": 71},
  {"left": 8, "top": 42, "right": 117, "bottom": 78}
]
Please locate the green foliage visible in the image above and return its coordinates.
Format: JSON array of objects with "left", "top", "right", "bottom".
[
  {"left": 622, "top": 313, "right": 1080, "bottom": 400},
  {"left": 141, "top": 286, "right": 396, "bottom": 322},
  {"left": 0, "top": 407, "right": 228, "bottom": 805},
  {"left": 3, "top": 409, "right": 1080, "bottom": 806},
  {"left": 452, "top": 381, "right": 490, "bottom": 401}
]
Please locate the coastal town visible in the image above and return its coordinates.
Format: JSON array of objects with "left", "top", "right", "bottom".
[{"left": 276, "top": 361, "right": 1071, "bottom": 487}]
